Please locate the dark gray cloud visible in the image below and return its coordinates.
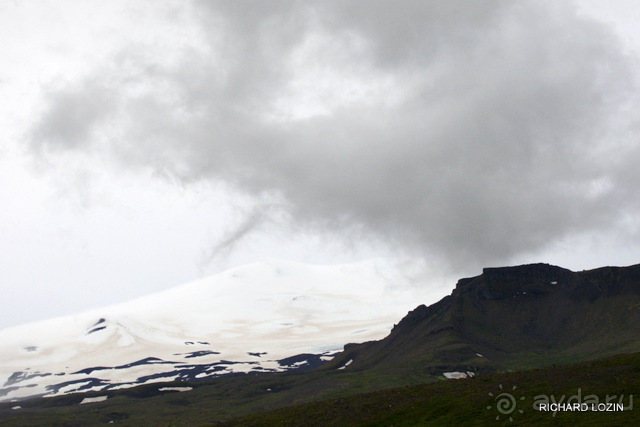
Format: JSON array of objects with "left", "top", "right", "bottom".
[
  {"left": 29, "top": 0, "right": 640, "bottom": 271},
  {"left": 31, "top": 79, "right": 117, "bottom": 151}
]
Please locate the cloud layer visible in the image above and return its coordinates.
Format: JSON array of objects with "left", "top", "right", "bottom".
[{"left": 30, "top": 0, "right": 640, "bottom": 271}]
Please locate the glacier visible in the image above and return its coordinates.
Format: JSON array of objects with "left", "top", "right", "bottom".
[{"left": 0, "top": 258, "right": 439, "bottom": 402}]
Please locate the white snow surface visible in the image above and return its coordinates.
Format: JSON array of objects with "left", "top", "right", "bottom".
[
  {"left": 442, "top": 371, "right": 475, "bottom": 379},
  {"left": 79, "top": 396, "right": 108, "bottom": 404},
  {"left": 337, "top": 359, "right": 353, "bottom": 370},
  {"left": 0, "top": 258, "right": 434, "bottom": 401},
  {"left": 158, "top": 387, "right": 193, "bottom": 392},
  {"left": 443, "top": 372, "right": 467, "bottom": 379}
]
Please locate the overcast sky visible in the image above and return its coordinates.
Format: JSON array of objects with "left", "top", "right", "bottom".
[{"left": 1, "top": 1, "right": 639, "bottom": 329}]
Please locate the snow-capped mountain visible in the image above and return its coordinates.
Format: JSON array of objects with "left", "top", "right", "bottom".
[{"left": 0, "top": 258, "right": 435, "bottom": 402}]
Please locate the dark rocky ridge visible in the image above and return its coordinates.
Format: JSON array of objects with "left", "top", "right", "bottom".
[{"left": 328, "top": 262, "right": 640, "bottom": 376}]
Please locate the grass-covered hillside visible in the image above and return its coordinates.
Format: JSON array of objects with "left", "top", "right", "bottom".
[{"left": 224, "top": 351, "right": 640, "bottom": 426}]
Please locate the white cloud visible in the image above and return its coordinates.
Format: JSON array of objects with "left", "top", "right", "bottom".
[{"left": 1, "top": 1, "right": 640, "bottom": 327}]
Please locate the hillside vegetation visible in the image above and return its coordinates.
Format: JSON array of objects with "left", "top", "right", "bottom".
[{"left": 1, "top": 262, "right": 639, "bottom": 425}]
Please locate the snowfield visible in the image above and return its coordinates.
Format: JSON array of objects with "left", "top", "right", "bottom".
[{"left": 0, "top": 258, "right": 437, "bottom": 401}]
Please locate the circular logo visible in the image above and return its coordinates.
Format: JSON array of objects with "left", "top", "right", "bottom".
[{"left": 487, "top": 384, "right": 525, "bottom": 422}]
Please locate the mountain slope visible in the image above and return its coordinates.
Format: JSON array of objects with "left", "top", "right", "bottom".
[
  {"left": 327, "top": 263, "right": 640, "bottom": 378},
  {"left": 0, "top": 258, "right": 435, "bottom": 402},
  {"left": 223, "top": 351, "right": 640, "bottom": 426},
  {"left": 1, "top": 262, "right": 639, "bottom": 425}
]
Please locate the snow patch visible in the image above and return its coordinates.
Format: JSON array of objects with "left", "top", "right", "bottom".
[
  {"left": 80, "top": 396, "right": 108, "bottom": 404},
  {"left": 158, "top": 387, "right": 192, "bottom": 392},
  {"left": 338, "top": 359, "right": 353, "bottom": 370},
  {"left": 443, "top": 371, "right": 469, "bottom": 379}
]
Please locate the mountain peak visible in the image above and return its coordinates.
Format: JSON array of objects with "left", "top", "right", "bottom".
[
  {"left": 0, "top": 257, "right": 437, "bottom": 402},
  {"left": 452, "top": 263, "right": 577, "bottom": 300}
]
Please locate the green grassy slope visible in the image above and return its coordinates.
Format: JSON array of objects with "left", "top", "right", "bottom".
[{"left": 223, "top": 352, "right": 640, "bottom": 427}]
